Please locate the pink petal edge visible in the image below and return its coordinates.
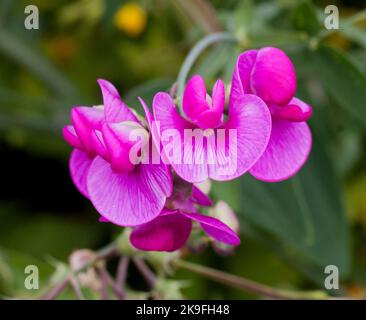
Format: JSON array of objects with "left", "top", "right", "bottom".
[
  {"left": 249, "top": 120, "right": 312, "bottom": 182},
  {"left": 97, "top": 79, "right": 139, "bottom": 123},
  {"left": 130, "top": 210, "right": 192, "bottom": 252},
  {"left": 87, "top": 156, "right": 172, "bottom": 226},
  {"left": 180, "top": 211, "right": 240, "bottom": 246},
  {"left": 69, "top": 149, "right": 93, "bottom": 199}
]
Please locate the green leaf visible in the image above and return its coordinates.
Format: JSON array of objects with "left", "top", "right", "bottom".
[
  {"left": 228, "top": 0, "right": 281, "bottom": 35},
  {"left": 212, "top": 132, "right": 350, "bottom": 279},
  {"left": 0, "top": 29, "right": 76, "bottom": 98},
  {"left": 352, "top": 50, "right": 366, "bottom": 73},
  {"left": 310, "top": 45, "right": 366, "bottom": 127},
  {"left": 0, "top": 212, "right": 102, "bottom": 260},
  {"left": 194, "top": 44, "right": 232, "bottom": 81},
  {"left": 341, "top": 25, "right": 366, "bottom": 49},
  {"left": 249, "top": 30, "right": 307, "bottom": 48},
  {"left": 0, "top": 248, "right": 54, "bottom": 297},
  {"left": 124, "top": 78, "right": 173, "bottom": 114},
  {"left": 290, "top": 0, "right": 321, "bottom": 36}
]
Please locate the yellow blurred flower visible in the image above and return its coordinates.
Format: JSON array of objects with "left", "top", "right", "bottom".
[{"left": 114, "top": 3, "right": 147, "bottom": 37}]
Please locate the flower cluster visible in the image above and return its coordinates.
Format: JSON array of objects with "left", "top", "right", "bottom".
[
  {"left": 63, "top": 47, "right": 312, "bottom": 252},
  {"left": 230, "top": 47, "right": 312, "bottom": 181}
]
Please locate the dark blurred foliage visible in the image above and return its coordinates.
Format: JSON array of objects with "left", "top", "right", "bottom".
[{"left": 0, "top": 0, "right": 366, "bottom": 299}]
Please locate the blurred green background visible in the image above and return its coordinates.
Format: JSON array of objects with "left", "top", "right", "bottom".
[{"left": 0, "top": 0, "right": 366, "bottom": 299}]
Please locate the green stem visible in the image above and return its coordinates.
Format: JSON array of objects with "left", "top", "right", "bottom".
[
  {"left": 174, "top": 259, "right": 329, "bottom": 300},
  {"left": 176, "top": 32, "right": 237, "bottom": 109},
  {"left": 41, "top": 275, "right": 70, "bottom": 300},
  {"left": 73, "top": 242, "right": 118, "bottom": 275},
  {"left": 133, "top": 256, "right": 156, "bottom": 289},
  {"left": 343, "top": 9, "right": 366, "bottom": 26},
  {"left": 40, "top": 243, "right": 118, "bottom": 300}
]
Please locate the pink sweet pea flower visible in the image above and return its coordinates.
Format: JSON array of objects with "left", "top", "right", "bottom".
[
  {"left": 230, "top": 47, "right": 313, "bottom": 182},
  {"left": 62, "top": 106, "right": 104, "bottom": 198},
  {"left": 130, "top": 176, "right": 240, "bottom": 252},
  {"left": 151, "top": 75, "right": 272, "bottom": 183},
  {"left": 63, "top": 79, "right": 172, "bottom": 226}
]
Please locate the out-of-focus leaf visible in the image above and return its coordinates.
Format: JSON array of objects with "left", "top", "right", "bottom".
[
  {"left": 0, "top": 0, "right": 13, "bottom": 23},
  {"left": 249, "top": 30, "right": 307, "bottom": 48},
  {"left": 58, "top": 0, "right": 104, "bottom": 27},
  {"left": 310, "top": 45, "right": 366, "bottom": 127},
  {"left": 124, "top": 78, "right": 173, "bottom": 113},
  {"left": 0, "top": 250, "right": 12, "bottom": 294},
  {"left": 223, "top": 46, "right": 241, "bottom": 83},
  {"left": 352, "top": 50, "right": 366, "bottom": 72},
  {"left": 0, "top": 213, "right": 102, "bottom": 260},
  {"left": 0, "top": 248, "right": 54, "bottom": 297},
  {"left": 346, "top": 172, "right": 366, "bottom": 222},
  {"left": 194, "top": 44, "right": 232, "bottom": 81},
  {"left": 0, "top": 29, "right": 76, "bottom": 98},
  {"left": 226, "top": 1, "right": 281, "bottom": 35},
  {"left": 341, "top": 26, "right": 366, "bottom": 49},
  {"left": 212, "top": 132, "right": 350, "bottom": 279},
  {"left": 331, "top": 130, "right": 362, "bottom": 177},
  {"left": 226, "top": 237, "right": 303, "bottom": 299},
  {"left": 290, "top": 0, "right": 321, "bottom": 36}
]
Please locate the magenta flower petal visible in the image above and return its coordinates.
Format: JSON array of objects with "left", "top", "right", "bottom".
[
  {"left": 97, "top": 79, "right": 139, "bottom": 123},
  {"left": 153, "top": 92, "right": 208, "bottom": 182},
  {"left": 90, "top": 129, "right": 110, "bottom": 162},
  {"left": 153, "top": 92, "right": 271, "bottom": 182},
  {"left": 271, "top": 97, "right": 312, "bottom": 122},
  {"left": 71, "top": 106, "right": 104, "bottom": 153},
  {"left": 69, "top": 149, "right": 93, "bottom": 199},
  {"left": 229, "top": 49, "right": 258, "bottom": 109},
  {"left": 102, "top": 122, "right": 148, "bottom": 173},
  {"left": 208, "top": 94, "right": 272, "bottom": 180},
  {"left": 251, "top": 47, "right": 296, "bottom": 105},
  {"left": 249, "top": 120, "right": 312, "bottom": 182},
  {"left": 138, "top": 97, "right": 166, "bottom": 166},
  {"left": 183, "top": 75, "right": 224, "bottom": 128},
  {"left": 211, "top": 79, "right": 225, "bottom": 114},
  {"left": 130, "top": 210, "right": 192, "bottom": 252},
  {"left": 182, "top": 75, "right": 208, "bottom": 120},
  {"left": 180, "top": 212, "right": 240, "bottom": 246},
  {"left": 138, "top": 97, "right": 153, "bottom": 128},
  {"left": 62, "top": 125, "right": 84, "bottom": 150},
  {"left": 191, "top": 185, "right": 213, "bottom": 207},
  {"left": 230, "top": 48, "right": 296, "bottom": 107},
  {"left": 98, "top": 216, "right": 109, "bottom": 223},
  {"left": 87, "top": 156, "right": 172, "bottom": 226}
]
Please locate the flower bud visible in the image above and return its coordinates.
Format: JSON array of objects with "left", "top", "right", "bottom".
[
  {"left": 250, "top": 47, "right": 296, "bottom": 106},
  {"left": 209, "top": 201, "right": 239, "bottom": 255},
  {"left": 69, "top": 249, "right": 102, "bottom": 291},
  {"left": 194, "top": 179, "right": 212, "bottom": 195},
  {"left": 209, "top": 201, "right": 239, "bottom": 233}
]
